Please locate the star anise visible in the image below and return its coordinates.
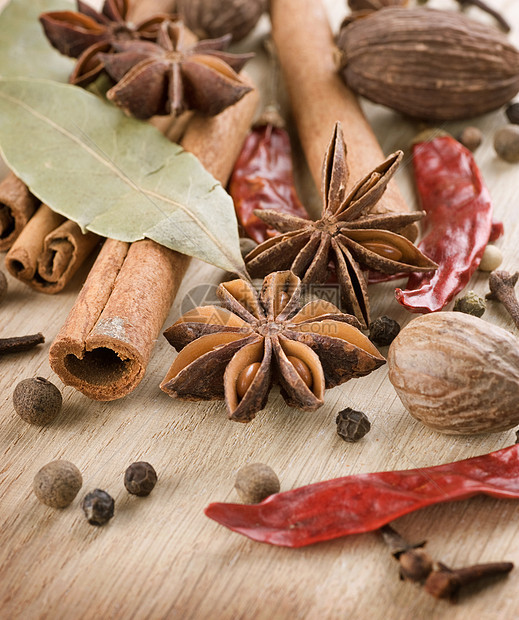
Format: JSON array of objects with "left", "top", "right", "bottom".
[
  {"left": 160, "top": 271, "right": 385, "bottom": 422},
  {"left": 39, "top": 0, "right": 173, "bottom": 86},
  {"left": 245, "top": 122, "right": 438, "bottom": 328},
  {"left": 97, "top": 21, "right": 253, "bottom": 119}
]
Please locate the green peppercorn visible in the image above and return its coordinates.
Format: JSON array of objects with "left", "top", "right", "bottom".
[
  {"left": 81, "top": 489, "right": 115, "bottom": 525},
  {"left": 124, "top": 462, "right": 157, "bottom": 496},
  {"left": 13, "top": 376, "right": 62, "bottom": 425},
  {"left": 336, "top": 407, "right": 371, "bottom": 442},
  {"left": 235, "top": 463, "right": 280, "bottom": 504},
  {"left": 369, "top": 316, "right": 401, "bottom": 346},
  {"left": 33, "top": 460, "right": 82, "bottom": 508},
  {"left": 453, "top": 291, "right": 486, "bottom": 317}
]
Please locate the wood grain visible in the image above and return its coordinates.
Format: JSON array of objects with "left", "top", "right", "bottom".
[{"left": 1, "top": 1, "right": 519, "bottom": 619}]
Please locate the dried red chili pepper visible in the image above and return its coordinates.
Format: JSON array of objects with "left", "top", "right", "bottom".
[
  {"left": 395, "top": 130, "right": 493, "bottom": 313},
  {"left": 228, "top": 111, "right": 310, "bottom": 244},
  {"left": 205, "top": 444, "right": 519, "bottom": 547}
]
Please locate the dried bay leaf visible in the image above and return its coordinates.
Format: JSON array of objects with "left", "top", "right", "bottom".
[
  {"left": 0, "top": 77, "right": 247, "bottom": 276},
  {"left": 0, "top": 0, "right": 74, "bottom": 81}
]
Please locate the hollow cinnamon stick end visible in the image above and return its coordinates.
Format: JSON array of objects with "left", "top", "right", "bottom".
[
  {"left": 0, "top": 172, "right": 39, "bottom": 251},
  {"left": 49, "top": 336, "right": 145, "bottom": 401}
]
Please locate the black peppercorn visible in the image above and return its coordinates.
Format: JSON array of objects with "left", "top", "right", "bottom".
[
  {"left": 515, "top": 429, "right": 519, "bottom": 444},
  {"left": 336, "top": 407, "right": 371, "bottom": 442},
  {"left": 369, "top": 316, "right": 401, "bottom": 346},
  {"left": 124, "top": 462, "right": 157, "bottom": 496},
  {"left": 13, "top": 376, "right": 62, "bottom": 425},
  {"left": 506, "top": 102, "right": 519, "bottom": 125},
  {"left": 81, "top": 489, "right": 115, "bottom": 525}
]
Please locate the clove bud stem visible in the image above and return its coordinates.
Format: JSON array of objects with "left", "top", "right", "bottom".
[
  {"left": 455, "top": 0, "right": 511, "bottom": 32},
  {"left": 0, "top": 333, "right": 45, "bottom": 355},
  {"left": 424, "top": 561, "right": 514, "bottom": 601},
  {"left": 380, "top": 524, "right": 433, "bottom": 582},
  {"left": 486, "top": 270, "right": 519, "bottom": 329}
]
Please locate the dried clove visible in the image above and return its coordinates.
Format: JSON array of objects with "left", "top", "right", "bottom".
[
  {"left": 380, "top": 524, "right": 433, "bottom": 583},
  {"left": 454, "top": 0, "right": 511, "bottom": 32},
  {"left": 0, "top": 333, "right": 45, "bottom": 355},
  {"left": 424, "top": 561, "right": 514, "bottom": 601},
  {"left": 486, "top": 270, "right": 519, "bottom": 329},
  {"left": 0, "top": 270, "right": 7, "bottom": 302}
]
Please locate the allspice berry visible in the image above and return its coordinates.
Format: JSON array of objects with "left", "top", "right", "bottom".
[
  {"left": 33, "top": 460, "right": 82, "bottom": 508},
  {"left": 81, "top": 489, "right": 115, "bottom": 525},
  {"left": 494, "top": 125, "right": 519, "bottom": 162},
  {"left": 13, "top": 377, "right": 62, "bottom": 425},
  {"left": 124, "top": 462, "right": 157, "bottom": 496},
  {"left": 235, "top": 463, "right": 280, "bottom": 504},
  {"left": 457, "top": 126, "right": 482, "bottom": 152},
  {"left": 0, "top": 270, "right": 7, "bottom": 303}
]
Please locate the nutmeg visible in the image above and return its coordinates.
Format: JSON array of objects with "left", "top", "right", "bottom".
[
  {"left": 387, "top": 313, "right": 519, "bottom": 434},
  {"left": 176, "top": 0, "right": 267, "bottom": 43},
  {"left": 337, "top": 8, "right": 519, "bottom": 121}
]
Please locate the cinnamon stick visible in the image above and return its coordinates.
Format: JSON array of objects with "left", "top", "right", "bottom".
[
  {"left": 270, "top": 0, "right": 416, "bottom": 236},
  {"left": 0, "top": 172, "right": 39, "bottom": 252},
  {"left": 49, "top": 84, "right": 259, "bottom": 401},
  {"left": 5, "top": 204, "right": 99, "bottom": 294}
]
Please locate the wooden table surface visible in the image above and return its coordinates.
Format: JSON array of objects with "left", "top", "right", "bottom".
[{"left": 1, "top": 1, "right": 519, "bottom": 618}]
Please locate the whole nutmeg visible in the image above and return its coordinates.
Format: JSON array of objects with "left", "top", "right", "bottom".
[
  {"left": 337, "top": 8, "right": 519, "bottom": 120},
  {"left": 388, "top": 312, "right": 519, "bottom": 434},
  {"left": 33, "top": 460, "right": 82, "bottom": 508},
  {"left": 124, "top": 462, "right": 157, "bottom": 496},
  {"left": 176, "top": 0, "right": 267, "bottom": 42},
  {"left": 235, "top": 462, "right": 280, "bottom": 504},
  {"left": 13, "top": 377, "right": 62, "bottom": 425},
  {"left": 494, "top": 125, "right": 519, "bottom": 163}
]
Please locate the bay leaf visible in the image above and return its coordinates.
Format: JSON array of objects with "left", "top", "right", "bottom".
[
  {"left": 0, "top": 0, "right": 74, "bottom": 82},
  {"left": 0, "top": 77, "right": 247, "bottom": 276}
]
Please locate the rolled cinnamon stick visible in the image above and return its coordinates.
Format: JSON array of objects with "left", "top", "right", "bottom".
[
  {"left": 0, "top": 172, "right": 39, "bottom": 252},
  {"left": 5, "top": 204, "right": 99, "bottom": 293},
  {"left": 270, "top": 0, "right": 415, "bottom": 232},
  {"left": 49, "top": 85, "right": 259, "bottom": 401}
]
